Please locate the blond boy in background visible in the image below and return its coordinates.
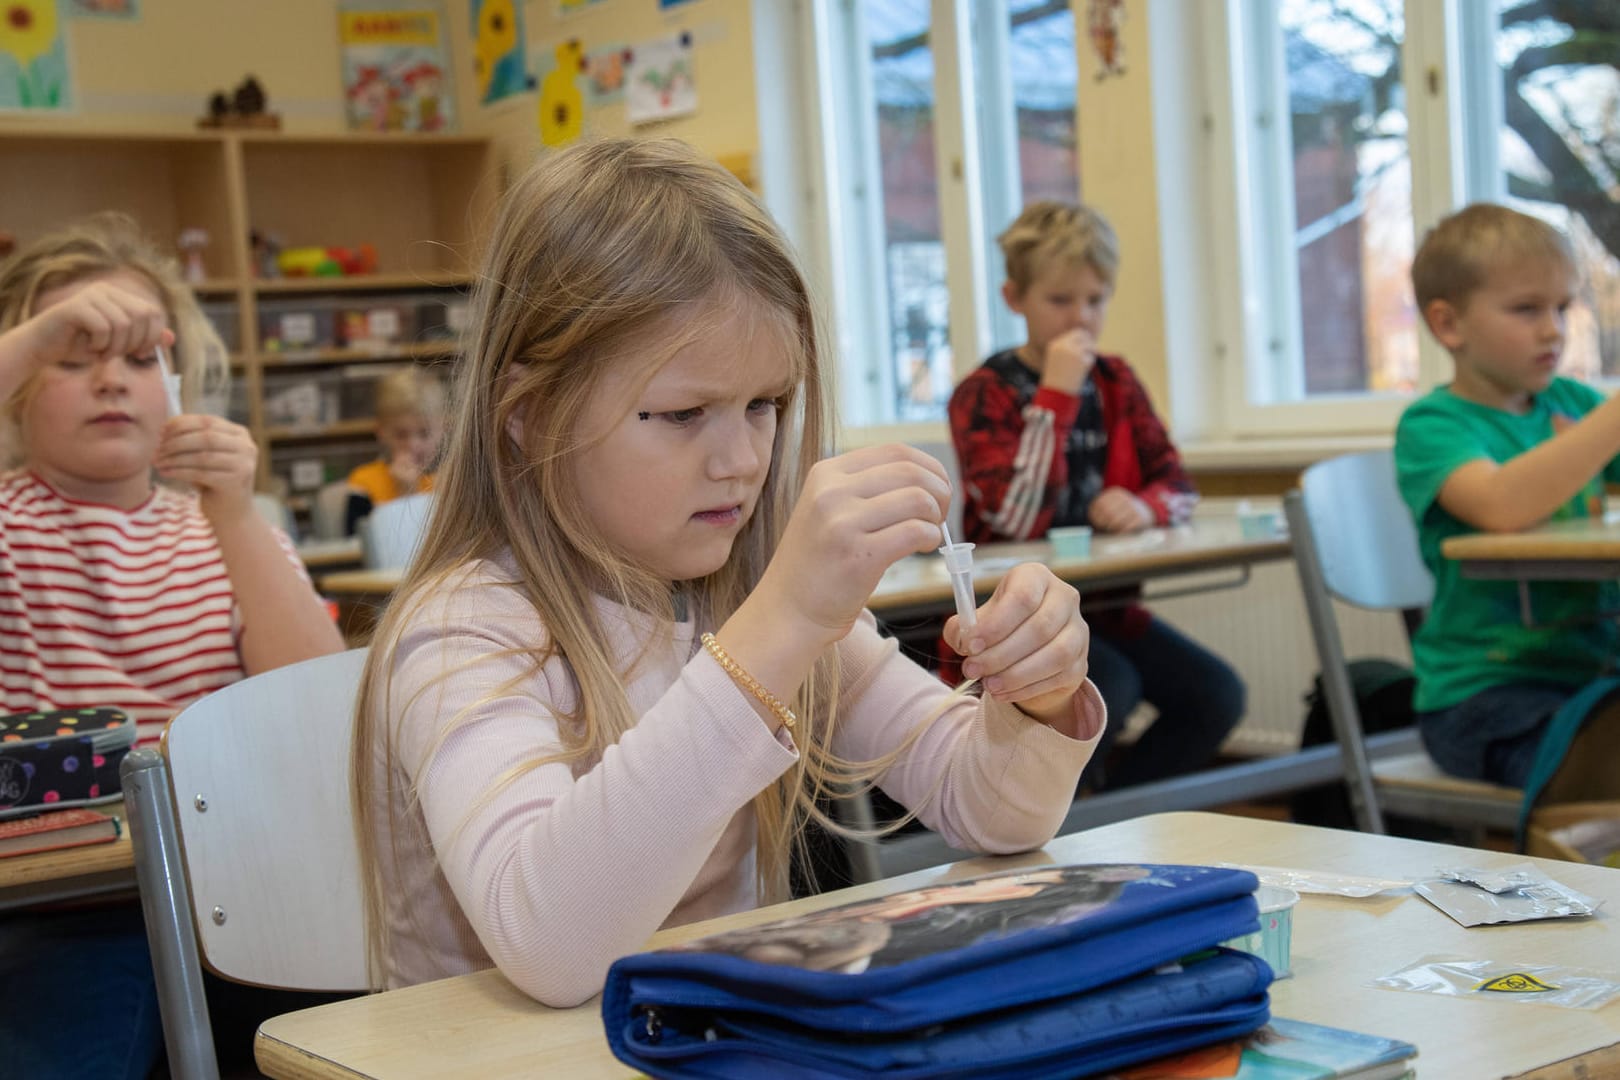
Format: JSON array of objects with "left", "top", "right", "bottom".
[
  {"left": 947, "top": 201, "right": 1244, "bottom": 791},
  {"left": 1396, "top": 203, "right": 1620, "bottom": 792}
]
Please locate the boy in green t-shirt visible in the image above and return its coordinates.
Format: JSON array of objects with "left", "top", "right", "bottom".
[{"left": 1395, "top": 203, "right": 1620, "bottom": 788}]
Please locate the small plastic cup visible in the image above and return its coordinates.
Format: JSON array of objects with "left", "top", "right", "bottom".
[
  {"left": 1222, "top": 884, "right": 1300, "bottom": 978},
  {"left": 1235, "top": 500, "right": 1283, "bottom": 540},
  {"left": 1047, "top": 526, "right": 1092, "bottom": 560}
]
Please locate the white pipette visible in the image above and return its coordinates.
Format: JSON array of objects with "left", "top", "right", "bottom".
[
  {"left": 155, "top": 343, "right": 182, "bottom": 417},
  {"left": 938, "top": 521, "right": 977, "bottom": 638}
]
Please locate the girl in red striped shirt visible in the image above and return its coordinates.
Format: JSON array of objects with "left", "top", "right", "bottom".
[{"left": 0, "top": 214, "right": 344, "bottom": 1080}]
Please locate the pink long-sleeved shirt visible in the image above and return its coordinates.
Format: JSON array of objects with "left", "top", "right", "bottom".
[{"left": 366, "top": 557, "right": 1105, "bottom": 1006}]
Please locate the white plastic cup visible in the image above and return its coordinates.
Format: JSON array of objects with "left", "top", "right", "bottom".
[{"left": 1222, "top": 884, "right": 1300, "bottom": 978}]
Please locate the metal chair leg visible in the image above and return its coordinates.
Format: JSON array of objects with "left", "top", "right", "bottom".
[{"left": 122, "top": 749, "right": 221, "bottom": 1080}]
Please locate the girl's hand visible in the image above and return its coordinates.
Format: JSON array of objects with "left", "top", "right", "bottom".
[
  {"left": 154, "top": 416, "right": 259, "bottom": 525},
  {"left": 21, "top": 280, "right": 173, "bottom": 372},
  {"left": 947, "top": 562, "right": 1089, "bottom": 725},
  {"left": 759, "top": 444, "right": 951, "bottom": 647},
  {"left": 1088, "top": 486, "right": 1153, "bottom": 533}
]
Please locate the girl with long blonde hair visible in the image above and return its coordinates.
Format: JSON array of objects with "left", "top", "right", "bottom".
[{"left": 352, "top": 138, "right": 1105, "bottom": 1007}]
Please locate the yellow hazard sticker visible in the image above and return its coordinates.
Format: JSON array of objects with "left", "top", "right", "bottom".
[{"left": 1474, "top": 973, "right": 1560, "bottom": 993}]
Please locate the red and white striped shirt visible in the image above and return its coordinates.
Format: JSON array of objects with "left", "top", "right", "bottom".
[{"left": 0, "top": 471, "right": 307, "bottom": 746}]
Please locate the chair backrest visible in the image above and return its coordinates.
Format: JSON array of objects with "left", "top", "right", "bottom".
[
  {"left": 1286, "top": 449, "right": 1438, "bottom": 835},
  {"left": 910, "top": 440, "right": 964, "bottom": 540},
  {"left": 310, "top": 480, "right": 355, "bottom": 541},
  {"left": 1295, "top": 450, "right": 1432, "bottom": 612},
  {"left": 360, "top": 491, "right": 433, "bottom": 570},
  {"left": 164, "top": 648, "right": 370, "bottom": 991}
]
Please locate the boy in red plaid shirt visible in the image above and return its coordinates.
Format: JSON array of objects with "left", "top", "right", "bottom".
[{"left": 945, "top": 202, "right": 1244, "bottom": 790}]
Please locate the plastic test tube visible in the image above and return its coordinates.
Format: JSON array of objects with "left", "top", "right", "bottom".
[
  {"left": 155, "top": 343, "right": 182, "bottom": 417},
  {"left": 938, "top": 522, "right": 977, "bottom": 637}
]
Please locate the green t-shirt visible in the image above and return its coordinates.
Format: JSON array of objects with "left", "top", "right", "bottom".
[{"left": 1394, "top": 378, "right": 1620, "bottom": 713}]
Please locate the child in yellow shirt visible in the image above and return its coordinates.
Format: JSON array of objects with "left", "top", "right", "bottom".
[{"left": 345, "top": 365, "right": 445, "bottom": 532}]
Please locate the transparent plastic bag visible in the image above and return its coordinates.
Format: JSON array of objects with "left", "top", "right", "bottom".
[
  {"left": 1373, "top": 955, "right": 1620, "bottom": 1010},
  {"left": 1215, "top": 863, "right": 1409, "bottom": 898}
]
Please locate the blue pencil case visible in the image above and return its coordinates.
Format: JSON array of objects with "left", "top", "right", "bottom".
[
  {"left": 0, "top": 707, "right": 134, "bottom": 820},
  {"left": 603, "top": 863, "right": 1271, "bottom": 1079}
]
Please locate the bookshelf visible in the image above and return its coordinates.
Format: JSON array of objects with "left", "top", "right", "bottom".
[{"left": 0, "top": 127, "right": 499, "bottom": 498}]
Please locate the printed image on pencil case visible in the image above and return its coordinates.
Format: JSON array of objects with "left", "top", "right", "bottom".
[
  {"left": 0, "top": 707, "right": 134, "bottom": 821},
  {"left": 603, "top": 863, "right": 1272, "bottom": 1079}
]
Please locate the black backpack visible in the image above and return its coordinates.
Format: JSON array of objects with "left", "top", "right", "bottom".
[{"left": 1288, "top": 658, "right": 1416, "bottom": 830}]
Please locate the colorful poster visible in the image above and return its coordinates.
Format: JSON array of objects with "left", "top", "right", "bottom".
[
  {"left": 625, "top": 32, "right": 695, "bottom": 126},
  {"left": 338, "top": 4, "right": 453, "bottom": 131},
  {"left": 67, "top": 0, "right": 137, "bottom": 17},
  {"left": 472, "top": 0, "right": 533, "bottom": 105},
  {"left": 0, "top": 0, "right": 71, "bottom": 111},
  {"left": 536, "top": 39, "right": 584, "bottom": 146},
  {"left": 584, "top": 42, "right": 628, "bottom": 106}
]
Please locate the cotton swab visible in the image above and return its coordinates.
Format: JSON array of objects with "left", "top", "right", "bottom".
[
  {"left": 938, "top": 521, "right": 977, "bottom": 638},
  {"left": 155, "top": 343, "right": 182, "bottom": 417}
]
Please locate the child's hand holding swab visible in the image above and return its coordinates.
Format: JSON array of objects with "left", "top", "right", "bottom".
[
  {"left": 751, "top": 444, "right": 951, "bottom": 649},
  {"left": 947, "top": 562, "right": 1091, "bottom": 729}
]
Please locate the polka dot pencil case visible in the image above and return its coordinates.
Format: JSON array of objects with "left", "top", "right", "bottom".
[{"left": 0, "top": 707, "right": 134, "bottom": 820}]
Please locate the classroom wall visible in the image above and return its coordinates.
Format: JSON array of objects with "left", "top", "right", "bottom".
[
  {"left": 1076, "top": 0, "right": 1169, "bottom": 408},
  {"left": 16, "top": 1, "right": 373, "bottom": 133},
  {"left": 14, "top": 0, "right": 755, "bottom": 175},
  {"left": 473, "top": 0, "right": 759, "bottom": 179}
]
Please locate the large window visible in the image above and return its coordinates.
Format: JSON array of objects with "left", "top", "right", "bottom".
[
  {"left": 820, "top": 0, "right": 1080, "bottom": 430},
  {"left": 1496, "top": 0, "right": 1620, "bottom": 381},
  {"left": 1204, "top": 0, "right": 1620, "bottom": 435}
]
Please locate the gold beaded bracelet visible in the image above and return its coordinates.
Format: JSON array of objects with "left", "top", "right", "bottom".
[{"left": 700, "top": 632, "right": 797, "bottom": 731}]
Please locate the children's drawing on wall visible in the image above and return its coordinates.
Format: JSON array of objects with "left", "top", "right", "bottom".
[
  {"left": 537, "top": 39, "right": 584, "bottom": 146},
  {"left": 1087, "top": 0, "right": 1125, "bottom": 81},
  {"left": 585, "top": 43, "right": 628, "bottom": 107},
  {"left": 67, "top": 0, "right": 138, "bottom": 17},
  {"left": 473, "top": 0, "right": 534, "bottom": 105},
  {"left": 338, "top": 4, "right": 453, "bottom": 131},
  {"left": 625, "top": 32, "right": 695, "bottom": 127},
  {"left": 0, "top": 0, "right": 71, "bottom": 111}
]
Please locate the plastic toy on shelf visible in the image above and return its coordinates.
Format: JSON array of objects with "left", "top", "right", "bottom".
[{"left": 276, "top": 244, "right": 379, "bottom": 278}]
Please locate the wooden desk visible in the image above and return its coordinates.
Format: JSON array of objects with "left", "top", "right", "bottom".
[
  {"left": 1444, "top": 514, "right": 1620, "bottom": 580},
  {"left": 256, "top": 812, "right": 1620, "bottom": 1079},
  {"left": 296, "top": 538, "right": 364, "bottom": 571},
  {"left": 318, "top": 516, "right": 1292, "bottom": 615},
  {"left": 1443, "top": 514, "right": 1620, "bottom": 625},
  {"left": 318, "top": 567, "right": 397, "bottom": 597},
  {"left": 0, "top": 798, "right": 136, "bottom": 913},
  {"left": 872, "top": 516, "right": 1289, "bottom": 618}
]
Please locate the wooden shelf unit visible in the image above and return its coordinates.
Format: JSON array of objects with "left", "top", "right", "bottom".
[{"left": 0, "top": 127, "right": 498, "bottom": 489}]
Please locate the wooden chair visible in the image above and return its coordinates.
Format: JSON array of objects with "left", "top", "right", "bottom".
[
  {"left": 121, "top": 649, "right": 371, "bottom": 1080},
  {"left": 1284, "top": 450, "right": 1521, "bottom": 835},
  {"left": 359, "top": 491, "right": 433, "bottom": 569}
]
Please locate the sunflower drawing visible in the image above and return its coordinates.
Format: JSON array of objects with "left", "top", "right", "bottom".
[
  {"left": 2, "top": 0, "right": 65, "bottom": 109},
  {"left": 2, "top": 0, "right": 55, "bottom": 66}
]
